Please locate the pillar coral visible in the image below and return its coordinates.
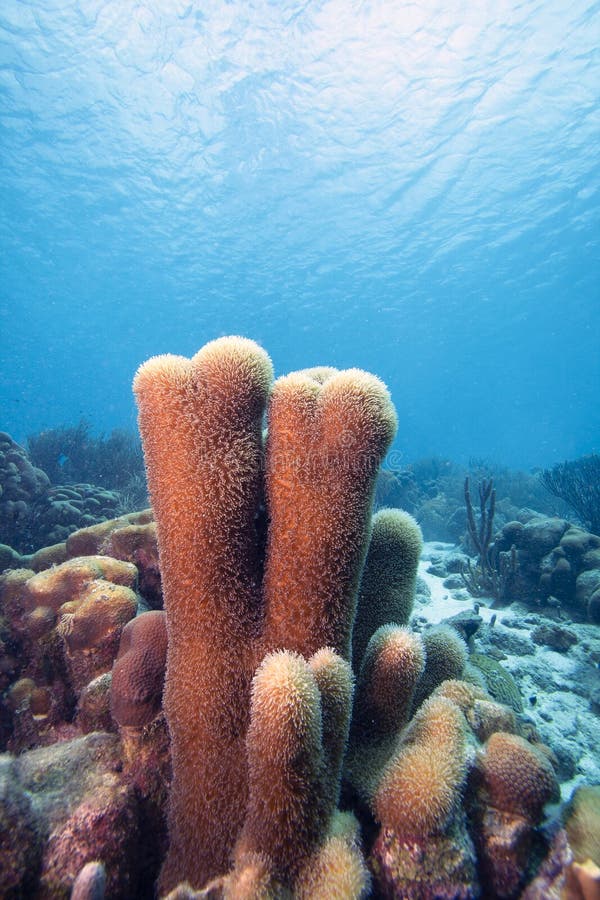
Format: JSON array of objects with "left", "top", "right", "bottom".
[
  {"left": 133, "top": 336, "right": 396, "bottom": 892},
  {"left": 262, "top": 368, "right": 397, "bottom": 658},
  {"left": 352, "top": 509, "right": 423, "bottom": 669}
]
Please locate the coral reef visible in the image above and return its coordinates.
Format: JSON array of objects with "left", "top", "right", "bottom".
[
  {"left": 0, "top": 555, "right": 137, "bottom": 750},
  {"left": 0, "top": 733, "right": 146, "bottom": 897},
  {"left": 0, "top": 337, "right": 592, "bottom": 900},
  {"left": 27, "top": 420, "right": 145, "bottom": 494},
  {"left": 0, "top": 430, "right": 146, "bottom": 556},
  {"left": 29, "top": 483, "right": 122, "bottom": 549},
  {"left": 0, "top": 432, "right": 50, "bottom": 553},
  {"left": 492, "top": 517, "right": 600, "bottom": 620}
]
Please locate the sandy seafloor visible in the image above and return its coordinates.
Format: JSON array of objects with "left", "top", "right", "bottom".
[{"left": 417, "top": 542, "right": 600, "bottom": 800}]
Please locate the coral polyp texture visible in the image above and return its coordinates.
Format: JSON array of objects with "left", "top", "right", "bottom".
[
  {"left": 0, "top": 336, "right": 585, "bottom": 899},
  {"left": 134, "top": 338, "right": 275, "bottom": 890},
  {"left": 133, "top": 336, "right": 396, "bottom": 893},
  {"left": 262, "top": 367, "right": 398, "bottom": 659},
  {"left": 0, "top": 555, "right": 137, "bottom": 750},
  {"left": 110, "top": 610, "right": 167, "bottom": 730},
  {"left": 478, "top": 731, "right": 560, "bottom": 823},
  {"left": 374, "top": 694, "right": 468, "bottom": 840},
  {"left": 563, "top": 784, "right": 600, "bottom": 866},
  {"left": 352, "top": 509, "right": 423, "bottom": 668}
]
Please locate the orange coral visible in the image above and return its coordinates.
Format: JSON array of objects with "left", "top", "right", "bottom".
[
  {"left": 133, "top": 338, "right": 396, "bottom": 892},
  {"left": 374, "top": 695, "right": 468, "bottom": 839},
  {"left": 234, "top": 650, "right": 331, "bottom": 882},
  {"left": 262, "top": 368, "right": 397, "bottom": 659},
  {"left": 134, "top": 337, "right": 272, "bottom": 890},
  {"left": 0, "top": 555, "right": 138, "bottom": 748},
  {"left": 24, "top": 556, "right": 137, "bottom": 614},
  {"left": 433, "top": 679, "right": 518, "bottom": 742}
]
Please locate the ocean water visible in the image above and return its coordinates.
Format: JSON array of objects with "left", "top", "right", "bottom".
[{"left": 1, "top": 0, "right": 599, "bottom": 470}]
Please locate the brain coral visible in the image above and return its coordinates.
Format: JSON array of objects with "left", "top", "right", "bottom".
[
  {"left": 478, "top": 731, "right": 560, "bottom": 823},
  {"left": 469, "top": 652, "right": 524, "bottom": 713},
  {"left": 110, "top": 611, "right": 167, "bottom": 730}
]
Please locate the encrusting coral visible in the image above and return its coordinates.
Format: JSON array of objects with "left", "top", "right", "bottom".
[{"left": 0, "top": 555, "right": 138, "bottom": 749}]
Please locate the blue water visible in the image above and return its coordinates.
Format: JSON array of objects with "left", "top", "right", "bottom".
[{"left": 1, "top": 0, "right": 599, "bottom": 469}]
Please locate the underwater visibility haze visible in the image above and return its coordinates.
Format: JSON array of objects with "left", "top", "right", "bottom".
[{"left": 1, "top": 0, "right": 599, "bottom": 468}]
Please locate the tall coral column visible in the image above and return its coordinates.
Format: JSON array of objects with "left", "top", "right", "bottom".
[
  {"left": 134, "top": 339, "right": 398, "bottom": 894},
  {"left": 133, "top": 337, "right": 273, "bottom": 890},
  {"left": 262, "top": 368, "right": 397, "bottom": 660}
]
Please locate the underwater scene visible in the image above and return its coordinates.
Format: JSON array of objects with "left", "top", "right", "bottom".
[{"left": 1, "top": 1, "right": 599, "bottom": 898}]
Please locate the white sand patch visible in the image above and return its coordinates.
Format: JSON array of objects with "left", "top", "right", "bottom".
[
  {"left": 417, "top": 544, "right": 497, "bottom": 625},
  {"left": 414, "top": 542, "right": 600, "bottom": 798}
]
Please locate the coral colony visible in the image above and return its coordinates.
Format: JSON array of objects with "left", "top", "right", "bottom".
[{"left": 0, "top": 337, "right": 599, "bottom": 898}]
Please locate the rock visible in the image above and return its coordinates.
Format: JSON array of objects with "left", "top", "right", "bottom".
[
  {"left": 0, "top": 433, "right": 50, "bottom": 554},
  {"left": 443, "top": 574, "right": 466, "bottom": 589},
  {"left": 71, "top": 861, "right": 107, "bottom": 900},
  {"left": 444, "top": 611, "right": 483, "bottom": 643},
  {"left": 469, "top": 653, "right": 524, "bottom": 712},
  {"left": 576, "top": 569, "right": 600, "bottom": 611},
  {"left": 370, "top": 817, "right": 479, "bottom": 900},
  {"left": 531, "top": 625, "right": 578, "bottom": 652},
  {"left": 0, "top": 755, "right": 42, "bottom": 895}
]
